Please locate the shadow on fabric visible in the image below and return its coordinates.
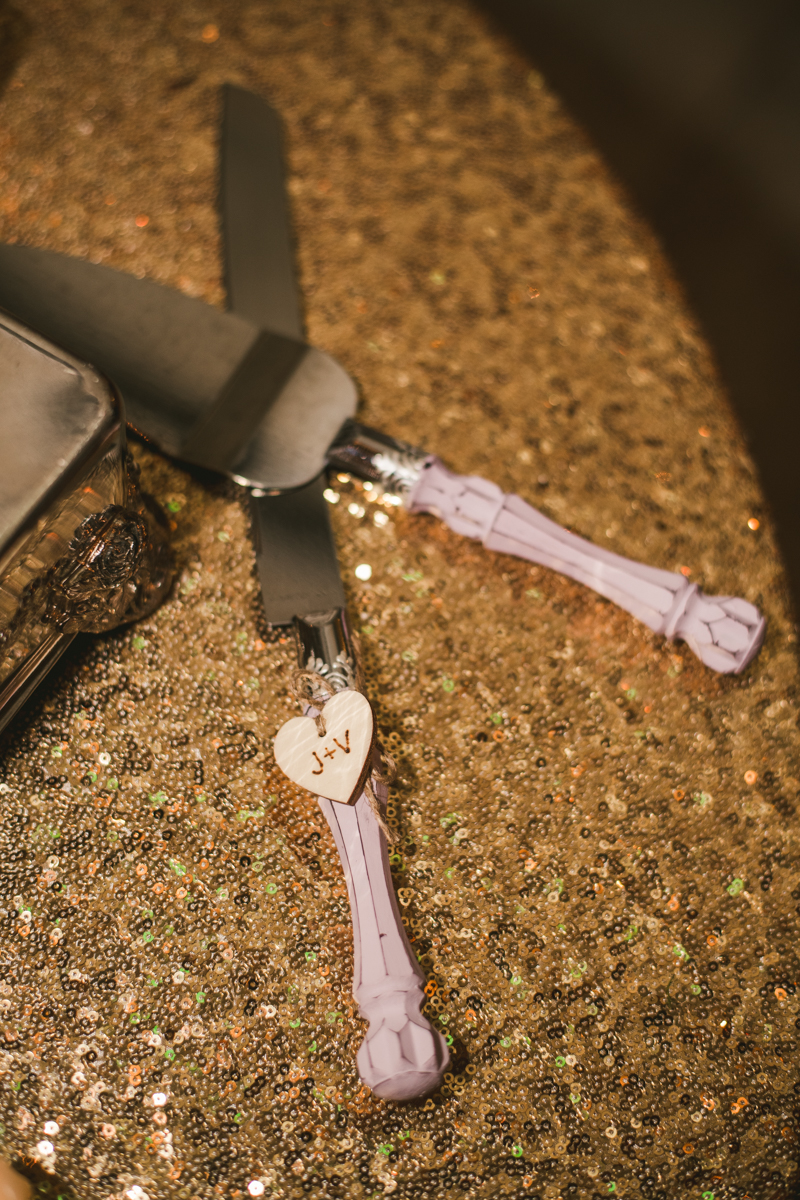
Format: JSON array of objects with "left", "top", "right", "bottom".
[
  {"left": 473, "top": 0, "right": 800, "bottom": 622},
  {"left": 0, "top": 3, "right": 28, "bottom": 99}
]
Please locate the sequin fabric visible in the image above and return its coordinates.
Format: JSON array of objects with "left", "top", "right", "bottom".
[{"left": 0, "top": 2, "right": 798, "bottom": 1198}]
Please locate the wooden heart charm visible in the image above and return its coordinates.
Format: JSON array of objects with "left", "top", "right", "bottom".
[{"left": 273, "top": 689, "right": 374, "bottom": 804}]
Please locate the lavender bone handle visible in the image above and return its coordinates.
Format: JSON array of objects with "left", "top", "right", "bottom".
[
  {"left": 325, "top": 425, "right": 765, "bottom": 675},
  {"left": 294, "top": 612, "right": 449, "bottom": 1101},
  {"left": 408, "top": 460, "right": 765, "bottom": 673},
  {"left": 319, "top": 775, "right": 448, "bottom": 1101}
]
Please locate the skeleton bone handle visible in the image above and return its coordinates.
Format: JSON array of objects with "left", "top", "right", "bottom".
[
  {"left": 406, "top": 459, "right": 765, "bottom": 674},
  {"left": 325, "top": 426, "right": 765, "bottom": 675},
  {"left": 294, "top": 611, "right": 449, "bottom": 1101}
]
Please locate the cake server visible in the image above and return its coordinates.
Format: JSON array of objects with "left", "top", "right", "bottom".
[{"left": 0, "top": 89, "right": 765, "bottom": 675}]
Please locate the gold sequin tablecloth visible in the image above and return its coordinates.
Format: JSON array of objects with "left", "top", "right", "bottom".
[{"left": 0, "top": 2, "right": 799, "bottom": 1199}]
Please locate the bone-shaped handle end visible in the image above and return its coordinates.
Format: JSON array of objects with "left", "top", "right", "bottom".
[
  {"left": 319, "top": 792, "right": 450, "bottom": 1101},
  {"left": 669, "top": 588, "right": 766, "bottom": 674},
  {"left": 355, "top": 976, "right": 449, "bottom": 1101}
]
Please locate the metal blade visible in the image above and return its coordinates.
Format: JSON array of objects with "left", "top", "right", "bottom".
[
  {"left": 0, "top": 243, "right": 256, "bottom": 458},
  {"left": 221, "top": 84, "right": 305, "bottom": 341},
  {"left": 218, "top": 85, "right": 360, "bottom": 490},
  {"left": 221, "top": 86, "right": 350, "bottom": 625},
  {"left": 251, "top": 475, "right": 345, "bottom": 625},
  {"left": 0, "top": 242, "right": 356, "bottom": 488}
]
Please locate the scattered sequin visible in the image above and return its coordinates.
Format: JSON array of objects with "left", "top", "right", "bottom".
[{"left": 0, "top": 5, "right": 793, "bottom": 1198}]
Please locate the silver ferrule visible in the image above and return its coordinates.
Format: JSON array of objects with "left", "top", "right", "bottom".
[
  {"left": 293, "top": 607, "right": 358, "bottom": 695},
  {"left": 326, "top": 420, "right": 430, "bottom": 499}
]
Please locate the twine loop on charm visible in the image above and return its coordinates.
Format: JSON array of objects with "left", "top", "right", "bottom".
[
  {"left": 290, "top": 668, "right": 336, "bottom": 735},
  {"left": 364, "top": 745, "right": 399, "bottom": 844},
  {"left": 372, "top": 746, "right": 397, "bottom": 788},
  {"left": 364, "top": 775, "right": 399, "bottom": 845}
]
